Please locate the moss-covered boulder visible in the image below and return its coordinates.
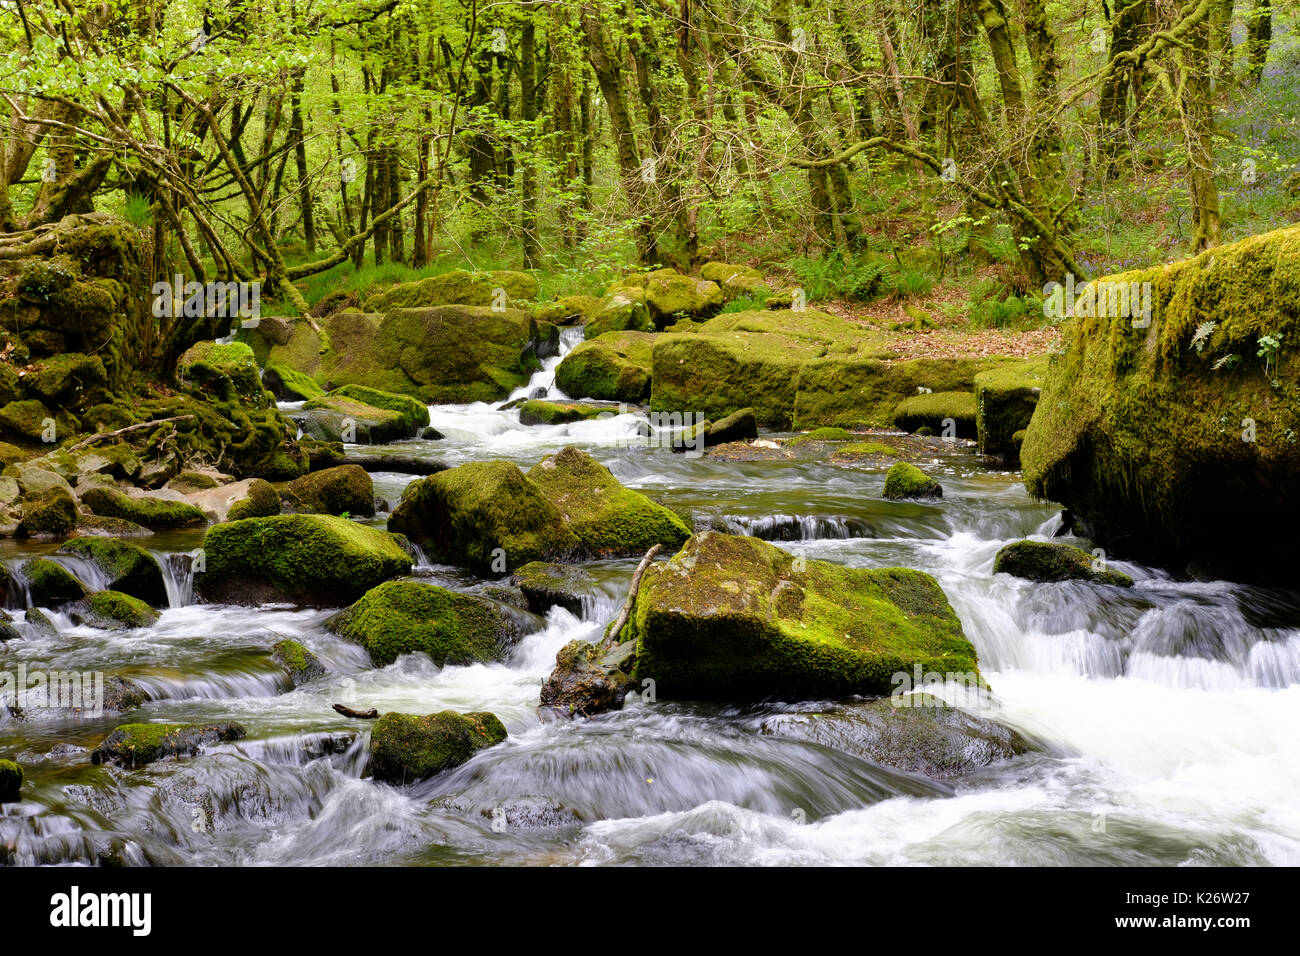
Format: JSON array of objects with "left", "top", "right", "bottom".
[
  {"left": 364, "top": 269, "right": 538, "bottom": 312},
  {"left": 527, "top": 446, "right": 690, "bottom": 556},
  {"left": 271, "top": 638, "right": 326, "bottom": 685},
  {"left": 262, "top": 362, "right": 326, "bottom": 401},
  {"left": 625, "top": 532, "right": 980, "bottom": 700},
  {"left": 179, "top": 341, "right": 268, "bottom": 408},
  {"left": 326, "top": 385, "right": 429, "bottom": 431},
  {"left": 760, "top": 697, "right": 1035, "bottom": 778},
  {"left": 882, "top": 462, "right": 943, "bottom": 500},
  {"left": 57, "top": 536, "right": 166, "bottom": 605},
  {"left": 1021, "top": 226, "right": 1300, "bottom": 581},
  {"left": 584, "top": 293, "right": 653, "bottom": 339},
  {"left": 75, "top": 590, "right": 161, "bottom": 629},
  {"left": 992, "top": 539, "right": 1134, "bottom": 587},
  {"left": 196, "top": 514, "right": 412, "bottom": 605},
  {"left": 700, "top": 262, "right": 769, "bottom": 301},
  {"left": 892, "top": 391, "right": 978, "bottom": 438},
  {"left": 642, "top": 270, "right": 725, "bottom": 327},
  {"left": 554, "top": 331, "right": 653, "bottom": 402},
  {"left": 286, "top": 464, "right": 373, "bottom": 516},
  {"left": 974, "top": 357, "right": 1047, "bottom": 461},
  {"left": 0, "top": 398, "right": 61, "bottom": 443},
  {"left": 365, "top": 710, "right": 508, "bottom": 784},
  {"left": 0, "top": 759, "right": 22, "bottom": 802},
  {"left": 389, "top": 460, "right": 581, "bottom": 572},
  {"left": 517, "top": 400, "right": 609, "bottom": 426},
  {"left": 23, "top": 352, "right": 109, "bottom": 406},
  {"left": 23, "top": 557, "right": 87, "bottom": 606},
  {"left": 297, "top": 391, "right": 424, "bottom": 445},
  {"left": 328, "top": 580, "right": 520, "bottom": 666},
  {"left": 166, "top": 470, "right": 221, "bottom": 493},
  {"left": 16, "top": 485, "right": 77, "bottom": 537},
  {"left": 80, "top": 486, "right": 206, "bottom": 527},
  {"left": 225, "top": 478, "right": 281, "bottom": 521},
  {"left": 511, "top": 561, "right": 598, "bottom": 615},
  {"left": 534, "top": 295, "right": 599, "bottom": 325},
  {"left": 90, "top": 721, "right": 247, "bottom": 767}
]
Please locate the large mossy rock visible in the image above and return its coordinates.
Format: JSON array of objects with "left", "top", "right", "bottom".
[
  {"left": 882, "top": 461, "right": 943, "bottom": 500},
  {"left": 992, "top": 539, "right": 1133, "bottom": 587},
  {"left": 583, "top": 293, "right": 653, "bottom": 339},
  {"left": 699, "top": 262, "right": 768, "bottom": 301},
  {"left": 363, "top": 269, "right": 538, "bottom": 312},
  {"left": 80, "top": 486, "right": 206, "bottom": 527},
  {"left": 178, "top": 341, "right": 268, "bottom": 408},
  {"left": 526, "top": 446, "right": 689, "bottom": 556},
  {"left": 534, "top": 294, "right": 599, "bottom": 325},
  {"left": 517, "top": 400, "right": 608, "bottom": 426},
  {"left": 240, "top": 305, "right": 541, "bottom": 404},
  {"left": 23, "top": 557, "right": 88, "bottom": 606},
  {"left": 389, "top": 460, "right": 581, "bottom": 572},
  {"left": 1022, "top": 224, "right": 1300, "bottom": 581},
  {"left": 892, "top": 391, "right": 978, "bottom": 438},
  {"left": 57, "top": 536, "right": 166, "bottom": 605},
  {"left": 974, "top": 357, "right": 1046, "bottom": 461},
  {"left": 625, "top": 531, "right": 980, "bottom": 700},
  {"left": 285, "top": 464, "right": 374, "bottom": 516},
  {"left": 610, "top": 269, "right": 725, "bottom": 327},
  {"left": 74, "top": 589, "right": 161, "bottom": 629},
  {"left": 195, "top": 514, "right": 412, "bottom": 605},
  {"left": 296, "top": 388, "right": 426, "bottom": 444},
  {"left": 328, "top": 580, "right": 520, "bottom": 666},
  {"left": 15, "top": 485, "right": 77, "bottom": 537},
  {"left": 0, "top": 759, "right": 22, "bottom": 801},
  {"left": 365, "top": 710, "right": 508, "bottom": 784},
  {"left": 760, "top": 697, "right": 1035, "bottom": 778},
  {"left": 511, "top": 561, "right": 598, "bottom": 615},
  {"left": 90, "top": 721, "right": 246, "bottom": 767},
  {"left": 555, "top": 331, "right": 654, "bottom": 402}
]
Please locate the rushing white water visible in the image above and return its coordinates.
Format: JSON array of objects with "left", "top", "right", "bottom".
[{"left": 3, "top": 341, "right": 1299, "bottom": 866}]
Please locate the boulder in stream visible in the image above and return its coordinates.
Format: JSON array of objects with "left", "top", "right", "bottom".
[
  {"left": 993, "top": 539, "right": 1133, "bottom": 587},
  {"left": 882, "top": 461, "right": 943, "bottom": 500},
  {"left": 511, "top": 561, "right": 598, "bottom": 615},
  {"left": 195, "top": 514, "right": 412, "bottom": 605},
  {"left": 0, "top": 759, "right": 22, "bottom": 801},
  {"left": 57, "top": 536, "right": 166, "bottom": 605},
  {"left": 72, "top": 590, "right": 161, "bottom": 630},
  {"left": 554, "top": 331, "right": 653, "bottom": 402},
  {"left": 91, "top": 721, "right": 247, "bottom": 767},
  {"left": 328, "top": 580, "right": 521, "bottom": 666},
  {"left": 625, "top": 531, "right": 981, "bottom": 701},
  {"left": 23, "top": 557, "right": 87, "bottom": 606},
  {"left": 271, "top": 639, "right": 326, "bottom": 685},
  {"left": 285, "top": 464, "right": 374, "bottom": 516},
  {"left": 365, "top": 710, "right": 508, "bottom": 784}
]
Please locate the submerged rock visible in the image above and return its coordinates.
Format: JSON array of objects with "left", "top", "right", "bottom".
[
  {"left": 328, "top": 580, "right": 520, "bottom": 666},
  {"left": 882, "top": 461, "right": 943, "bottom": 500},
  {"left": 0, "top": 759, "right": 22, "bottom": 801},
  {"left": 626, "top": 532, "right": 980, "bottom": 701},
  {"left": 365, "top": 710, "right": 508, "bottom": 784},
  {"left": 196, "top": 514, "right": 412, "bottom": 605},
  {"left": 91, "top": 721, "right": 247, "bottom": 767},
  {"left": 511, "top": 561, "right": 598, "bottom": 615},
  {"left": 23, "top": 557, "right": 87, "bottom": 606},
  {"left": 58, "top": 536, "right": 166, "bottom": 605},
  {"left": 73, "top": 590, "right": 161, "bottom": 629},
  {"left": 760, "top": 697, "right": 1035, "bottom": 778},
  {"left": 271, "top": 639, "right": 326, "bottom": 685},
  {"left": 992, "top": 539, "right": 1133, "bottom": 587}
]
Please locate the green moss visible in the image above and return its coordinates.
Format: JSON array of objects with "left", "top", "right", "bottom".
[
  {"left": 17, "top": 486, "right": 77, "bottom": 537},
  {"left": 0, "top": 759, "right": 22, "bottom": 801},
  {"left": 584, "top": 294, "right": 653, "bottom": 339},
  {"left": 974, "top": 357, "right": 1048, "bottom": 459},
  {"left": 197, "top": 513, "right": 412, "bottom": 604},
  {"left": 629, "top": 532, "right": 980, "bottom": 700},
  {"left": 365, "top": 710, "right": 508, "bottom": 784},
  {"left": 286, "top": 464, "right": 373, "bottom": 516},
  {"left": 892, "top": 391, "right": 978, "bottom": 438},
  {"left": 299, "top": 394, "right": 417, "bottom": 444},
  {"left": 23, "top": 557, "right": 88, "bottom": 606},
  {"left": 364, "top": 270, "right": 538, "bottom": 312},
  {"left": 271, "top": 638, "right": 325, "bottom": 684},
  {"left": 180, "top": 340, "right": 267, "bottom": 408},
  {"left": 0, "top": 399, "right": 57, "bottom": 442},
  {"left": 264, "top": 362, "right": 325, "bottom": 400},
  {"left": 83, "top": 589, "right": 161, "bottom": 629},
  {"left": 786, "top": 426, "right": 853, "bottom": 446},
  {"left": 227, "top": 478, "right": 281, "bottom": 521},
  {"left": 389, "top": 460, "right": 581, "bottom": 572},
  {"left": 327, "top": 385, "right": 430, "bottom": 430},
  {"left": 90, "top": 721, "right": 246, "bottom": 767},
  {"left": 833, "top": 441, "right": 901, "bottom": 459},
  {"left": 882, "top": 461, "right": 943, "bottom": 499},
  {"left": 23, "top": 353, "right": 108, "bottom": 405},
  {"left": 80, "top": 486, "right": 206, "bottom": 527},
  {"left": 168, "top": 470, "right": 220, "bottom": 492},
  {"left": 555, "top": 332, "right": 654, "bottom": 402},
  {"left": 526, "top": 446, "right": 690, "bottom": 556},
  {"left": 642, "top": 271, "right": 725, "bottom": 326},
  {"left": 1021, "top": 224, "right": 1300, "bottom": 579},
  {"left": 534, "top": 295, "right": 599, "bottom": 325},
  {"left": 992, "top": 539, "right": 1134, "bottom": 586},
  {"left": 517, "top": 400, "right": 608, "bottom": 426},
  {"left": 329, "top": 580, "right": 517, "bottom": 666},
  {"left": 58, "top": 536, "right": 166, "bottom": 605}
]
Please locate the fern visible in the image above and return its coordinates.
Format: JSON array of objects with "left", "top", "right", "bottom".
[{"left": 1191, "top": 321, "right": 1217, "bottom": 355}]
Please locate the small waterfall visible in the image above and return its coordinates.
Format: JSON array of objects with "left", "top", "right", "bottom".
[
  {"left": 720, "top": 514, "right": 873, "bottom": 542},
  {"left": 156, "top": 551, "right": 196, "bottom": 608}
]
